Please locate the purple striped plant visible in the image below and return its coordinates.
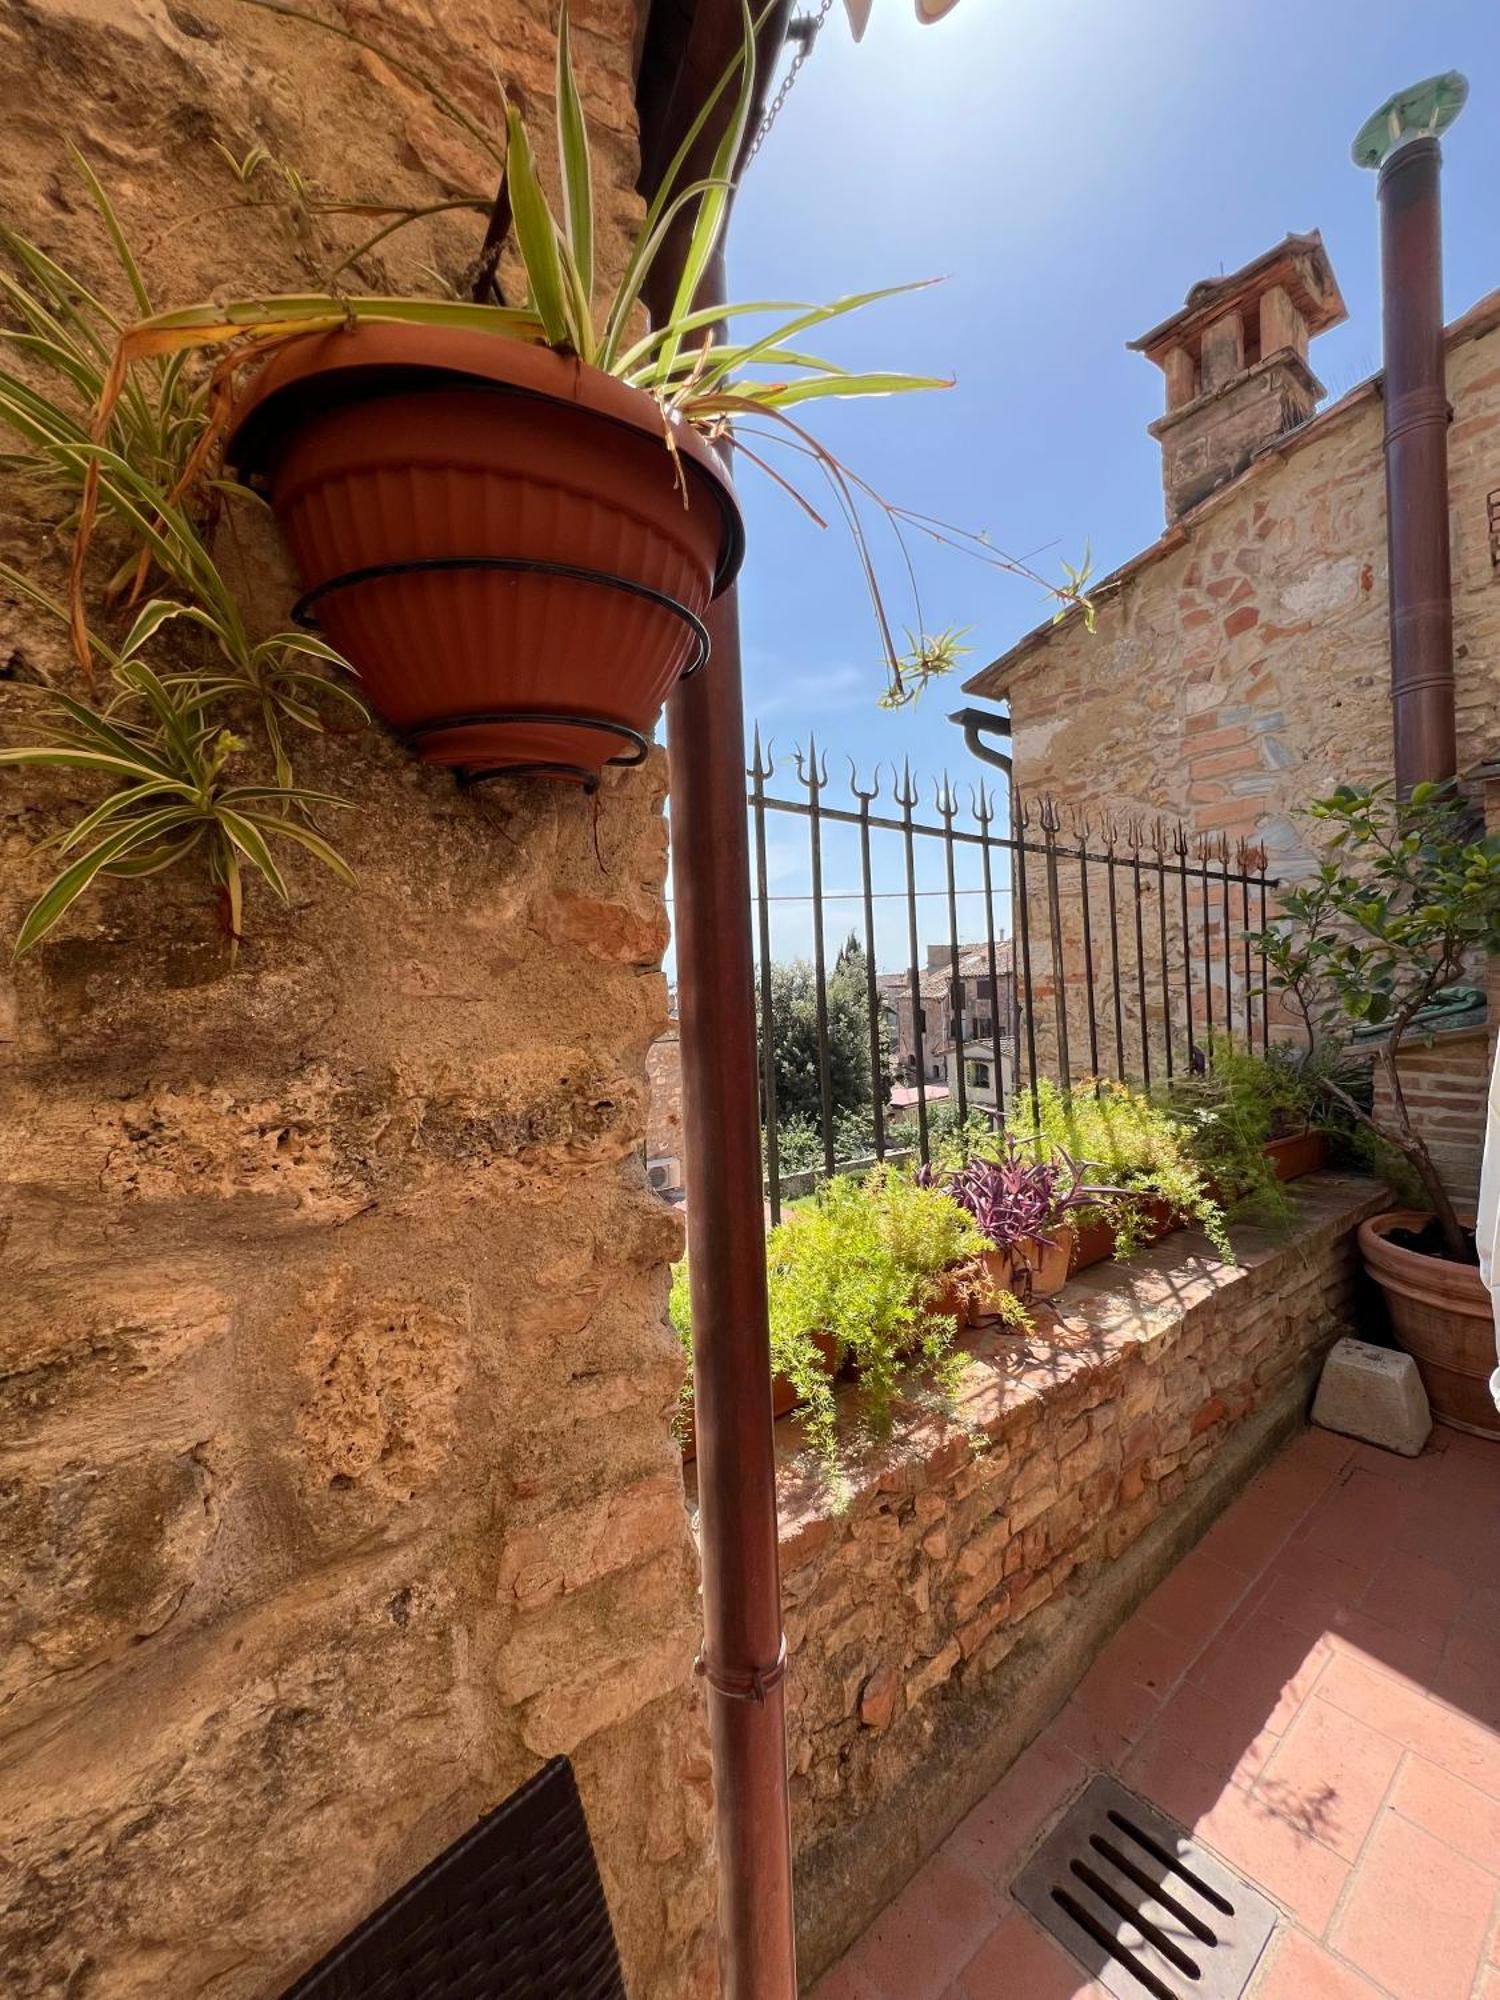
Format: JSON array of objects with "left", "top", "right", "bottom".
[{"left": 932, "top": 1139, "right": 1124, "bottom": 1252}]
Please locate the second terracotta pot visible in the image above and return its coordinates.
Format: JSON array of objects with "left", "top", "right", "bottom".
[{"left": 1358, "top": 1210, "right": 1497, "bottom": 1439}]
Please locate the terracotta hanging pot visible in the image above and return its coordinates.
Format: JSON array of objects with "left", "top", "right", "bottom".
[
  {"left": 228, "top": 324, "right": 743, "bottom": 787},
  {"left": 1358, "top": 1210, "right": 1498, "bottom": 1439}
]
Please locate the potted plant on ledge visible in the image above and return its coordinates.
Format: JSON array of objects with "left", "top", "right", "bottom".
[
  {"left": 933, "top": 1138, "right": 1123, "bottom": 1305},
  {"left": 1259, "top": 780, "right": 1500, "bottom": 1437}
]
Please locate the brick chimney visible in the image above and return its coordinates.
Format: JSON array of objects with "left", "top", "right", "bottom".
[{"left": 1130, "top": 232, "right": 1347, "bottom": 521}]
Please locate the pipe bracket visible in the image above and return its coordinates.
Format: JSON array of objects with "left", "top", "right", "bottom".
[{"left": 695, "top": 1636, "right": 789, "bottom": 1704}]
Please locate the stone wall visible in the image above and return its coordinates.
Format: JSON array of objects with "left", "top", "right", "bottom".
[
  {"left": 0, "top": 6, "right": 714, "bottom": 1996},
  {"left": 770, "top": 1175, "right": 1383, "bottom": 1978}
]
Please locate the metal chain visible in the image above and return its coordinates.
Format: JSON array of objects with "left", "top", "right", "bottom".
[{"left": 742, "top": 0, "right": 835, "bottom": 168}]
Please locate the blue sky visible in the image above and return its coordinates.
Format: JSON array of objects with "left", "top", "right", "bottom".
[{"left": 670, "top": 1, "right": 1499, "bottom": 973}]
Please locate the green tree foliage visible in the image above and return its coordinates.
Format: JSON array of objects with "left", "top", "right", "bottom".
[
  {"left": 764, "top": 934, "right": 887, "bottom": 1131},
  {"left": 1256, "top": 780, "right": 1500, "bottom": 1259}
]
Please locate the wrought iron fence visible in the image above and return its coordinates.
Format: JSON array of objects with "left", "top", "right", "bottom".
[{"left": 747, "top": 732, "right": 1277, "bottom": 1222}]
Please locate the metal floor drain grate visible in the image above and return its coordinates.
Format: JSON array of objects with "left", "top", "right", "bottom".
[{"left": 1012, "top": 1775, "right": 1278, "bottom": 2000}]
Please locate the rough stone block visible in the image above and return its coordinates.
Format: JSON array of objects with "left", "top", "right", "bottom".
[{"left": 1312, "top": 1337, "right": 1432, "bottom": 1458}]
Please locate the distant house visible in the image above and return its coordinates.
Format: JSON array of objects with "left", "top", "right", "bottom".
[{"left": 880, "top": 939, "right": 1017, "bottom": 1111}]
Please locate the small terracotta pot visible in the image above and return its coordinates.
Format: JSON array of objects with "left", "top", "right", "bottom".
[
  {"left": 1358, "top": 1210, "right": 1497, "bottom": 1439},
  {"left": 228, "top": 324, "right": 742, "bottom": 785},
  {"left": 972, "top": 1228, "right": 1074, "bottom": 1310},
  {"left": 1070, "top": 1214, "right": 1116, "bottom": 1273},
  {"left": 1266, "top": 1130, "right": 1327, "bottom": 1182},
  {"left": 927, "top": 1273, "right": 970, "bottom": 1330},
  {"left": 679, "top": 1330, "right": 841, "bottom": 1463}
]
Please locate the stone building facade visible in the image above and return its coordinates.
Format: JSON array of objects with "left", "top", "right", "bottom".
[
  {"left": 0, "top": 4, "right": 713, "bottom": 1995},
  {"left": 966, "top": 236, "right": 1500, "bottom": 1189}
]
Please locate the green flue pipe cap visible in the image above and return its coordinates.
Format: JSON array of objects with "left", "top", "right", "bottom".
[{"left": 1352, "top": 71, "right": 1468, "bottom": 169}]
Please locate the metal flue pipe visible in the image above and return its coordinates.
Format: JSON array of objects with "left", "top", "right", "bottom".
[{"left": 1354, "top": 73, "right": 1469, "bottom": 794}]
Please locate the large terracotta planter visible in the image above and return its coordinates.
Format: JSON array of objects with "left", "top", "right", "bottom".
[
  {"left": 1358, "top": 1210, "right": 1498, "bottom": 1439},
  {"left": 1266, "top": 1130, "right": 1327, "bottom": 1182},
  {"left": 228, "top": 324, "right": 742, "bottom": 785}
]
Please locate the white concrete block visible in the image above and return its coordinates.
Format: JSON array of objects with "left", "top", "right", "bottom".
[{"left": 1312, "top": 1336, "right": 1432, "bottom": 1458}]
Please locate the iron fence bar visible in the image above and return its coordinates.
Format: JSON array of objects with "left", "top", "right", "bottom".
[
  {"left": 1074, "top": 809, "right": 1101, "bottom": 1078},
  {"left": 897, "top": 761, "right": 931, "bottom": 1163},
  {"left": 750, "top": 729, "right": 781, "bottom": 1226},
  {"left": 1175, "top": 822, "right": 1196, "bottom": 1069},
  {"left": 1012, "top": 790, "right": 1040, "bottom": 1098},
  {"left": 939, "top": 778, "right": 969, "bottom": 1125},
  {"left": 1040, "top": 798, "right": 1072, "bottom": 1092},
  {"left": 1104, "top": 824, "right": 1126, "bottom": 1080},
  {"left": 1199, "top": 837, "right": 1215, "bottom": 1048},
  {"left": 853, "top": 766, "right": 886, "bottom": 1163},
  {"left": 975, "top": 783, "right": 1007, "bottom": 1127},
  {"left": 1154, "top": 820, "right": 1175, "bottom": 1081},
  {"left": 1258, "top": 872, "right": 1271, "bottom": 1050},
  {"left": 800, "top": 740, "right": 836, "bottom": 1177},
  {"left": 1130, "top": 822, "right": 1151, "bottom": 1087},
  {"left": 754, "top": 792, "right": 1275, "bottom": 887}
]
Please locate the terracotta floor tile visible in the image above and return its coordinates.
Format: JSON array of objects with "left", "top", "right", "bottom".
[
  {"left": 1197, "top": 1498, "right": 1299, "bottom": 1579},
  {"left": 1451, "top": 1589, "right": 1500, "bottom": 1652},
  {"left": 1087, "top": 1613, "right": 1198, "bottom": 1700},
  {"left": 940, "top": 1732, "right": 1085, "bottom": 1887},
  {"left": 1360, "top": 1549, "right": 1469, "bottom": 1649},
  {"left": 1258, "top": 1567, "right": 1365, "bottom": 1641},
  {"left": 1295, "top": 1470, "right": 1411, "bottom": 1573},
  {"left": 1050, "top": 1696, "right": 1136, "bottom": 1775},
  {"left": 1194, "top": 1786, "right": 1351, "bottom": 1931},
  {"left": 1330, "top": 1811, "right": 1494, "bottom": 2000},
  {"left": 1138, "top": 1679, "right": 1279, "bottom": 1789},
  {"left": 1432, "top": 1648, "right": 1500, "bottom": 1736},
  {"left": 810, "top": 1958, "right": 883, "bottom": 2000},
  {"left": 1141, "top": 1547, "right": 1252, "bottom": 1649},
  {"left": 1326, "top": 1610, "right": 1445, "bottom": 1687},
  {"left": 1392, "top": 1497, "right": 1500, "bottom": 1584},
  {"left": 954, "top": 1909, "right": 1108, "bottom": 1998},
  {"left": 1252, "top": 1927, "right": 1387, "bottom": 1999},
  {"left": 1065, "top": 1639, "right": 1166, "bottom": 1759},
  {"left": 1120, "top": 1728, "right": 1238, "bottom": 1833},
  {"left": 1190, "top": 1607, "right": 1329, "bottom": 1734},
  {"left": 1318, "top": 1654, "right": 1500, "bottom": 1801},
  {"left": 1252, "top": 1696, "right": 1403, "bottom": 1860},
  {"left": 1346, "top": 1437, "right": 1438, "bottom": 1486},
  {"left": 1390, "top": 1755, "right": 1500, "bottom": 1876},
  {"left": 840, "top": 1853, "right": 1002, "bottom": 2000}
]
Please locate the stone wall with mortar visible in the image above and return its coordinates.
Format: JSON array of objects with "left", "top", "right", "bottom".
[
  {"left": 768, "top": 1175, "right": 1383, "bottom": 1977},
  {"left": 0, "top": 5, "right": 714, "bottom": 1996},
  {"left": 968, "top": 296, "right": 1500, "bottom": 1187}
]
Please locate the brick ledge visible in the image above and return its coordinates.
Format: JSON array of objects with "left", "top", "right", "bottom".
[{"left": 774, "top": 1173, "right": 1386, "bottom": 1561}]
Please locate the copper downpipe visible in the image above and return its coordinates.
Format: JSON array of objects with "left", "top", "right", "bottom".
[
  {"left": 665, "top": 246, "right": 798, "bottom": 1998},
  {"left": 1376, "top": 134, "right": 1457, "bottom": 793}
]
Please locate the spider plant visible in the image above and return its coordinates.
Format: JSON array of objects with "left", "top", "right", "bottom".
[
  {"left": 78, "top": 0, "right": 1090, "bottom": 708},
  {"left": 0, "top": 653, "right": 354, "bottom": 953},
  {"left": 0, "top": 147, "right": 222, "bottom": 595}
]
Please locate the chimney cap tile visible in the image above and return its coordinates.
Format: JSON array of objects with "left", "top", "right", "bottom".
[{"left": 1129, "top": 230, "right": 1347, "bottom": 366}]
